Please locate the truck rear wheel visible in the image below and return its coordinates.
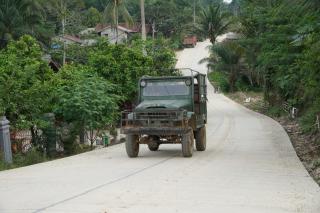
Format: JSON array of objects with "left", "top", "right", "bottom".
[
  {"left": 196, "top": 126, "right": 206, "bottom": 151},
  {"left": 126, "top": 134, "right": 139, "bottom": 158},
  {"left": 182, "top": 131, "right": 194, "bottom": 157}
]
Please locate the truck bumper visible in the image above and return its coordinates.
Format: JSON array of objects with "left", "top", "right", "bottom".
[{"left": 121, "top": 127, "right": 191, "bottom": 135}]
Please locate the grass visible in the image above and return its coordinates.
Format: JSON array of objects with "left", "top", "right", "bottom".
[
  {"left": 0, "top": 149, "right": 47, "bottom": 171},
  {"left": 0, "top": 144, "right": 93, "bottom": 171},
  {"left": 226, "top": 91, "right": 268, "bottom": 113}
]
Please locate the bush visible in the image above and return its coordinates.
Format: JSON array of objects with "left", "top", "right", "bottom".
[
  {"left": 235, "top": 76, "right": 254, "bottom": 92},
  {"left": 299, "top": 99, "right": 320, "bottom": 133},
  {"left": 22, "top": 149, "right": 46, "bottom": 166},
  {"left": 208, "top": 71, "right": 230, "bottom": 92},
  {"left": 267, "top": 106, "right": 283, "bottom": 118}
]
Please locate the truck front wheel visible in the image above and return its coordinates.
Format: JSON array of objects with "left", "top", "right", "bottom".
[
  {"left": 196, "top": 126, "right": 206, "bottom": 151},
  {"left": 126, "top": 134, "right": 139, "bottom": 158},
  {"left": 182, "top": 131, "right": 194, "bottom": 157}
]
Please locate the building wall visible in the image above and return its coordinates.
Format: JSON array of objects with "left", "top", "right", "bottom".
[{"left": 100, "top": 28, "right": 128, "bottom": 44}]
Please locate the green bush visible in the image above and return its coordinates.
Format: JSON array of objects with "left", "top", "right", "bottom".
[
  {"left": 22, "top": 149, "right": 46, "bottom": 166},
  {"left": 208, "top": 71, "right": 230, "bottom": 93},
  {"left": 235, "top": 76, "right": 252, "bottom": 92},
  {"left": 299, "top": 99, "right": 320, "bottom": 133},
  {"left": 267, "top": 106, "right": 283, "bottom": 118}
]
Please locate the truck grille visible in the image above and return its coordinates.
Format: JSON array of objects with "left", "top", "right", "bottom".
[
  {"left": 135, "top": 111, "right": 181, "bottom": 120},
  {"left": 121, "top": 110, "right": 187, "bottom": 129}
]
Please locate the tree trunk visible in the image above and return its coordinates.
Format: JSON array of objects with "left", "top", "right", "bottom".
[
  {"left": 140, "top": 0, "right": 146, "bottom": 41},
  {"left": 116, "top": 7, "right": 119, "bottom": 44}
]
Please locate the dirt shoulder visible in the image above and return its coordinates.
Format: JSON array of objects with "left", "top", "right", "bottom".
[{"left": 226, "top": 91, "right": 320, "bottom": 186}]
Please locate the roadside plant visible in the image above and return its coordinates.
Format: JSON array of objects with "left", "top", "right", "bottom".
[
  {"left": 55, "top": 66, "right": 121, "bottom": 149},
  {"left": 200, "top": 41, "right": 244, "bottom": 92}
]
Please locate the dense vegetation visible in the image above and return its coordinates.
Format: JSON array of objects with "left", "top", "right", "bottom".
[
  {"left": 207, "top": 0, "right": 320, "bottom": 133},
  {"left": 0, "top": 35, "right": 176, "bottom": 158},
  {"left": 1, "top": 0, "right": 200, "bottom": 159},
  {"left": 0, "top": 0, "right": 227, "bottom": 49}
]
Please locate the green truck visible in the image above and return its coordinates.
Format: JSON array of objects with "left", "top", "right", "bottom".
[{"left": 121, "top": 69, "right": 207, "bottom": 157}]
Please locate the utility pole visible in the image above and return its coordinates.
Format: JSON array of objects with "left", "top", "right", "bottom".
[{"left": 140, "top": 0, "right": 146, "bottom": 41}]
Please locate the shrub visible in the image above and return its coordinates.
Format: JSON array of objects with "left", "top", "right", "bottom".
[
  {"left": 208, "top": 71, "right": 230, "bottom": 93},
  {"left": 23, "top": 149, "right": 46, "bottom": 166}
]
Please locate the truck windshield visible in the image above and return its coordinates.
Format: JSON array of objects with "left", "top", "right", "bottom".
[{"left": 142, "top": 80, "right": 190, "bottom": 97}]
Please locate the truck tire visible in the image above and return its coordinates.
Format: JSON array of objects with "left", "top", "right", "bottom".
[
  {"left": 126, "top": 134, "right": 139, "bottom": 158},
  {"left": 148, "top": 141, "right": 159, "bottom": 151},
  {"left": 196, "top": 126, "right": 206, "bottom": 151},
  {"left": 182, "top": 131, "right": 194, "bottom": 157}
]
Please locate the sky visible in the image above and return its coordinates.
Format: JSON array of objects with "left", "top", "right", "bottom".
[{"left": 223, "top": 0, "right": 232, "bottom": 3}]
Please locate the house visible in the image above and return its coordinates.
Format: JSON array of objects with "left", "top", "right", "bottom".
[
  {"left": 95, "top": 24, "right": 138, "bottom": 44},
  {"left": 95, "top": 23, "right": 152, "bottom": 44}
]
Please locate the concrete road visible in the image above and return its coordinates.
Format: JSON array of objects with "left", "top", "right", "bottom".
[{"left": 1, "top": 40, "right": 320, "bottom": 213}]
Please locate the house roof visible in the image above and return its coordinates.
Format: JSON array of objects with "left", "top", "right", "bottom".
[
  {"left": 95, "top": 24, "right": 137, "bottom": 33},
  {"left": 62, "top": 35, "right": 83, "bottom": 44}
]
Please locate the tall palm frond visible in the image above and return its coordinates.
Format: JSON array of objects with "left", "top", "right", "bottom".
[
  {"left": 197, "top": 4, "right": 232, "bottom": 44},
  {"left": 103, "top": 0, "right": 133, "bottom": 43}
]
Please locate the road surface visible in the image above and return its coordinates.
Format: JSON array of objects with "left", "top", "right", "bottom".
[{"left": 0, "top": 40, "right": 319, "bottom": 213}]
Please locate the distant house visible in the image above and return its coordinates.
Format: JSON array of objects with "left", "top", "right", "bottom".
[
  {"left": 95, "top": 23, "right": 152, "bottom": 44},
  {"left": 95, "top": 24, "right": 137, "bottom": 44}
]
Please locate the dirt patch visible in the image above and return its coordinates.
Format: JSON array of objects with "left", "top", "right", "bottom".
[{"left": 227, "top": 91, "right": 320, "bottom": 186}]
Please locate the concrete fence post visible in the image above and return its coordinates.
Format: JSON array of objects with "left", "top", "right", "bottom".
[{"left": 0, "top": 116, "right": 12, "bottom": 163}]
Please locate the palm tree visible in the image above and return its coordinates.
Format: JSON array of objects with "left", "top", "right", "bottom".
[
  {"left": 200, "top": 42, "right": 244, "bottom": 92},
  {"left": 103, "top": 0, "right": 133, "bottom": 43},
  {"left": 197, "top": 4, "right": 232, "bottom": 44}
]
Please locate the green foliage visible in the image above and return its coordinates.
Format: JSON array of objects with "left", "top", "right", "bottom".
[
  {"left": 208, "top": 71, "right": 230, "bottom": 93},
  {"left": 130, "top": 37, "right": 177, "bottom": 74},
  {"left": 83, "top": 7, "right": 102, "bottom": 27},
  {"left": 22, "top": 148, "right": 46, "bottom": 166},
  {"left": 0, "top": 0, "right": 53, "bottom": 47},
  {"left": 54, "top": 65, "right": 121, "bottom": 147},
  {"left": 299, "top": 98, "right": 320, "bottom": 133},
  {"left": 0, "top": 35, "right": 55, "bottom": 129},
  {"left": 236, "top": 0, "right": 320, "bottom": 130},
  {"left": 88, "top": 40, "right": 155, "bottom": 99},
  {"left": 55, "top": 65, "right": 120, "bottom": 126},
  {"left": 103, "top": 0, "right": 133, "bottom": 39},
  {"left": 0, "top": 149, "right": 46, "bottom": 171},
  {"left": 266, "top": 106, "right": 283, "bottom": 118},
  {"left": 197, "top": 4, "right": 232, "bottom": 44},
  {"left": 201, "top": 41, "right": 244, "bottom": 92}
]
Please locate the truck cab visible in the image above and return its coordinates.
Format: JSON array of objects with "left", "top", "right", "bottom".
[{"left": 121, "top": 69, "right": 207, "bottom": 157}]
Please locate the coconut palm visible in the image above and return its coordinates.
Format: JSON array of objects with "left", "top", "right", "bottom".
[
  {"left": 197, "top": 4, "right": 232, "bottom": 44},
  {"left": 103, "top": 0, "right": 133, "bottom": 43}
]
